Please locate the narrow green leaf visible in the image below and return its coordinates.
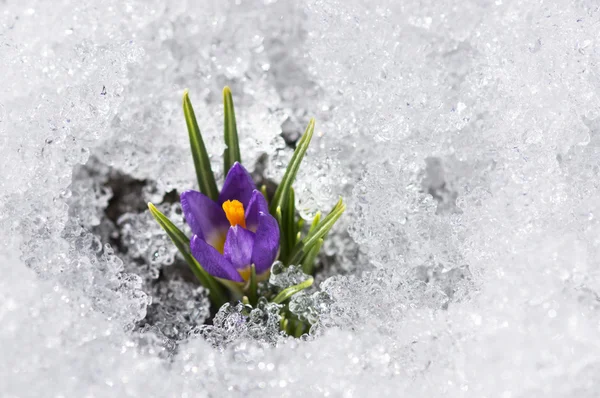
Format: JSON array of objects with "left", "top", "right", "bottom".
[
  {"left": 183, "top": 90, "right": 219, "bottom": 201},
  {"left": 303, "top": 198, "right": 345, "bottom": 249},
  {"left": 269, "top": 118, "right": 315, "bottom": 215},
  {"left": 294, "top": 320, "right": 306, "bottom": 338},
  {"left": 218, "top": 279, "right": 244, "bottom": 300},
  {"left": 148, "top": 203, "right": 228, "bottom": 306},
  {"left": 260, "top": 184, "right": 269, "bottom": 204},
  {"left": 289, "top": 198, "right": 345, "bottom": 265},
  {"left": 285, "top": 319, "right": 294, "bottom": 336},
  {"left": 297, "top": 218, "right": 305, "bottom": 232},
  {"left": 223, "top": 86, "right": 241, "bottom": 172},
  {"left": 283, "top": 188, "right": 296, "bottom": 257},
  {"left": 275, "top": 206, "right": 283, "bottom": 226},
  {"left": 301, "top": 238, "right": 323, "bottom": 275},
  {"left": 248, "top": 264, "right": 258, "bottom": 306},
  {"left": 275, "top": 206, "right": 287, "bottom": 262},
  {"left": 272, "top": 277, "right": 314, "bottom": 304},
  {"left": 309, "top": 211, "right": 321, "bottom": 234}
]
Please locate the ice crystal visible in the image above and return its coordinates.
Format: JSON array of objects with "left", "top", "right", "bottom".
[{"left": 3, "top": 0, "right": 600, "bottom": 396}]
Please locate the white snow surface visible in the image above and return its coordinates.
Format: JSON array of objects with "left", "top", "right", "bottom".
[{"left": 2, "top": 0, "right": 600, "bottom": 396}]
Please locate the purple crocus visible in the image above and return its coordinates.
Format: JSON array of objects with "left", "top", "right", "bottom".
[{"left": 180, "top": 162, "right": 279, "bottom": 283}]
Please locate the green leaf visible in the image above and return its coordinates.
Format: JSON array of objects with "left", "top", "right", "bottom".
[
  {"left": 301, "top": 238, "right": 323, "bottom": 275},
  {"left": 283, "top": 187, "right": 296, "bottom": 260},
  {"left": 272, "top": 277, "right": 314, "bottom": 304},
  {"left": 309, "top": 211, "right": 321, "bottom": 234},
  {"left": 260, "top": 184, "right": 269, "bottom": 204},
  {"left": 269, "top": 118, "right": 315, "bottom": 215},
  {"left": 294, "top": 320, "right": 306, "bottom": 338},
  {"left": 223, "top": 86, "right": 241, "bottom": 172},
  {"left": 183, "top": 90, "right": 219, "bottom": 201},
  {"left": 289, "top": 198, "right": 345, "bottom": 266},
  {"left": 274, "top": 206, "right": 287, "bottom": 261},
  {"left": 217, "top": 279, "right": 244, "bottom": 300},
  {"left": 247, "top": 264, "right": 258, "bottom": 306},
  {"left": 148, "top": 203, "right": 228, "bottom": 306},
  {"left": 297, "top": 218, "right": 305, "bottom": 233}
]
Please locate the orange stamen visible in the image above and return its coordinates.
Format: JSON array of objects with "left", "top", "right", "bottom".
[{"left": 222, "top": 200, "right": 246, "bottom": 228}]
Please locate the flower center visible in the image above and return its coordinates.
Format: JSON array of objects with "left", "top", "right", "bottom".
[{"left": 222, "top": 200, "right": 246, "bottom": 228}]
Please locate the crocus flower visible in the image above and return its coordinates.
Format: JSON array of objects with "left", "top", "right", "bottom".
[{"left": 180, "top": 162, "right": 279, "bottom": 283}]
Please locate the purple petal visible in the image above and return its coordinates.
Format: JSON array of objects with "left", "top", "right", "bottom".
[
  {"left": 190, "top": 235, "right": 244, "bottom": 282},
  {"left": 219, "top": 162, "right": 256, "bottom": 207},
  {"left": 223, "top": 226, "right": 255, "bottom": 270},
  {"left": 245, "top": 190, "right": 268, "bottom": 233},
  {"left": 251, "top": 212, "right": 280, "bottom": 275},
  {"left": 180, "top": 190, "right": 229, "bottom": 249}
]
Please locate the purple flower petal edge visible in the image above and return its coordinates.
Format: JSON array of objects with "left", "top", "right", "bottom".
[
  {"left": 245, "top": 190, "right": 268, "bottom": 232},
  {"left": 223, "top": 226, "right": 255, "bottom": 270},
  {"left": 251, "top": 212, "right": 280, "bottom": 275},
  {"left": 180, "top": 190, "right": 229, "bottom": 244},
  {"left": 190, "top": 234, "right": 244, "bottom": 282},
  {"left": 219, "top": 162, "right": 256, "bottom": 207}
]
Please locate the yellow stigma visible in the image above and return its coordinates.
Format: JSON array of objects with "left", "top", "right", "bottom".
[{"left": 222, "top": 199, "right": 246, "bottom": 228}]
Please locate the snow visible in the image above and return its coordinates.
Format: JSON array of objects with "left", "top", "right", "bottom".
[{"left": 2, "top": 0, "right": 600, "bottom": 396}]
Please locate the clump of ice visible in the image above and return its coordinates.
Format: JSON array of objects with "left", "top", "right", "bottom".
[
  {"left": 3, "top": 0, "right": 600, "bottom": 396},
  {"left": 289, "top": 290, "right": 333, "bottom": 326},
  {"left": 118, "top": 202, "right": 185, "bottom": 280},
  {"left": 198, "top": 298, "right": 284, "bottom": 348},
  {"left": 269, "top": 262, "right": 311, "bottom": 289},
  {"left": 139, "top": 277, "right": 210, "bottom": 348}
]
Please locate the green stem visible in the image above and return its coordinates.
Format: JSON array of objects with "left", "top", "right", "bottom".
[{"left": 182, "top": 90, "right": 219, "bottom": 201}]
